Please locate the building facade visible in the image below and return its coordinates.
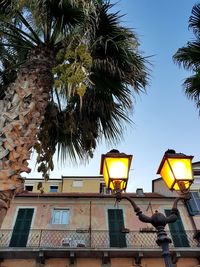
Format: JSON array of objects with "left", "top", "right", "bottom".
[{"left": 0, "top": 175, "right": 199, "bottom": 267}]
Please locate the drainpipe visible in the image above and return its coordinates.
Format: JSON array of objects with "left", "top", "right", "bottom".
[{"left": 89, "top": 201, "right": 92, "bottom": 247}]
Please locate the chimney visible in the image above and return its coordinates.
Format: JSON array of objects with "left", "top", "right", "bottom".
[{"left": 136, "top": 188, "right": 145, "bottom": 196}]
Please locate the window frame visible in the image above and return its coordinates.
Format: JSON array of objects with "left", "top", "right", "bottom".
[
  {"left": 51, "top": 209, "right": 70, "bottom": 225},
  {"left": 50, "top": 185, "right": 59, "bottom": 192},
  {"left": 72, "top": 180, "right": 83, "bottom": 187},
  {"left": 100, "top": 183, "right": 111, "bottom": 194},
  {"left": 25, "top": 185, "right": 34, "bottom": 191}
]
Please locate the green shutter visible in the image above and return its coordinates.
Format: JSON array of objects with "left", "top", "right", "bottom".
[
  {"left": 186, "top": 192, "right": 200, "bottom": 215},
  {"left": 165, "top": 209, "right": 189, "bottom": 247},
  {"left": 108, "top": 209, "right": 126, "bottom": 247},
  {"left": 10, "top": 208, "right": 34, "bottom": 247}
]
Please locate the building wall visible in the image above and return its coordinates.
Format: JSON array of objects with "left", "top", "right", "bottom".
[
  {"left": 24, "top": 177, "right": 104, "bottom": 194},
  {"left": 1, "top": 259, "right": 36, "bottom": 267},
  {"left": 2, "top": 194, "right": 194, "bottom": 232},
  {"left": 1, "top": 258, "right": 200, "bottom": 267},
  {"left": 191, "top": 162, "right": 200, "bottom": 191},
  {"left": 1, "top": 176, "right": 199, "bottom": 267},
  {"left": 152, "top": 178, "right": 179, "bottom": 197},
  {"left": 24, "top": 179, "right": 62, "bottom": 193},
  {"left": 62, "top": 177, "right": 103, "bottom": 193},
  {"left": 193, "top": 215, "right": 200, "bottom": 229}
]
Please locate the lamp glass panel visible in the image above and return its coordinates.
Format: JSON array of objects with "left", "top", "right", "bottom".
[
  {"left": 110, "top": 179, "right": 127, "bottom": 191},
  {"left": 103, "top": 162, "right": 109, "bottom": 188},
  {"left": 160, "top": 160, "right": 174, "bottom": 190},
  {"left": 168, "top": 158, "right": 193, "bottom": 181},
  {"left": 160, "top": 157, "right": 193, "bottom": 191},
  {"left": 174, "top": 180, "right": 191, "bottom": 191},
  {"left": 105, "top": 158, "right": 129, "bottom": 179},
  {"left": 102, "top": 157, "right": 129, "bottom": 190}
]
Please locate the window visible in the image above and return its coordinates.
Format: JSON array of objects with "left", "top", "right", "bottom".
[
  {"left": 25, "top": 185, "right": 33, "bottom": 191},
  {"left": 186, "top": 192, "right": 200, "bottom": 215},
  {"left": 72, "top": 180, "right": 83, "bottom": 187},
  {"left": 165, "top": 209, "right": 189, "bottom": 247},
  {"left": 100, "top": 183, "right": 111, "bottom": 194},
  {"left": 50, "top": 186, "right": 58, "bottom": 192},
  {"left": 10, "top": 208, "right": 34, "bottom": 247},
  {"left": 52, "top": 209, "right": 70, "bottom": 224},
  {"left": 108, "top": 209, "right": 126, "bottom": 247}
]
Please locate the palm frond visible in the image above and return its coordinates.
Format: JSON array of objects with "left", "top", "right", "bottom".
[
  {"left": 189, "top": 4, "right": 200, "bottom": 37},
  {"left": 173, "top": 2, "right": 200, "bottom": 114},
  {"left": 87, "top": 1, "right": 149, "bottom": 92},
  {"left": 16, "top": 11, "right": 42, "bottom": 44},
  {"left": 32, "top": 0, "right": 84, "bottom": 43},
  {"left": 0, "top": 0, "right": 150, "bottom": 176},
  {"left": 173, "top": 41, "right": 200, "bottom": 70},
  {"left": 183, "top": 72, "right": 200, "bottom": 109}
]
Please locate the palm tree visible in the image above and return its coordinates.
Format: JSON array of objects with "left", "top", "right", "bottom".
[
  {"left": 0, "top": 0, "right": 149, "bottom": 225},
  {"left": 173, "top": 3, "right": 200, "bottom": 110}
]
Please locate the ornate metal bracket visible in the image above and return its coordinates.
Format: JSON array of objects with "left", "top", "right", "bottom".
[{"left": 115, "top": 192, "right": 189, "bottom": 267}]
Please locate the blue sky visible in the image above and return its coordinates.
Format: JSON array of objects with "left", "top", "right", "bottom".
[{"left": 27, "top": 0, "right": 200, "bottom": 192}]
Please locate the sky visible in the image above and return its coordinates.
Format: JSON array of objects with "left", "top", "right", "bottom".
[{"left": 27, "top": 0, "right": 200, "bottom": 193}]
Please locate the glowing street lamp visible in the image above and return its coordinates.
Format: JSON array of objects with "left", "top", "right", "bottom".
[
  {"left": 157, "top": 149, "right": 194, "bottom": 193},
  {"left": 100, "top": 149, "right": 132, "bottom": 192},
  {"left": 100, "top": 149, "right": 194, "bottom": 267}
]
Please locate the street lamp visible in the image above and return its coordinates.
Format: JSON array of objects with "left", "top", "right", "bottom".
[
  {"left": 157, "top": 149, "right": 193, "bottom": 193},
  {"left": 100, "top": 149, "right": 132, "bottom": 192},
  {"left": 100, "top": 149, "right": 194, "bottom": 267}
]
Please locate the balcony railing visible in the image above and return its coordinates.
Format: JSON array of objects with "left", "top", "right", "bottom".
[{"left": 0, "top": 229, "right": 199, "bottom": 249}]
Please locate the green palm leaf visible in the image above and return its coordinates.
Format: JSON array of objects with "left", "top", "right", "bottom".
[
  {"left": 173, "top": 3, "right": 200, "bottom": 111},
  {"left": 0, "top": 0, "right": 149, "bottom": 178}
]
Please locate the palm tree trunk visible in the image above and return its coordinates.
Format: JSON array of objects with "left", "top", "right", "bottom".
[{"left": 0, "top": 46, "right": 54, "bottom": 227}]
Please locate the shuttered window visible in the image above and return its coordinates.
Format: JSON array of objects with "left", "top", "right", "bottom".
[
  {"left": 10, "top": 208, "right": 34, "bottom": 247},
  {"left": 165, "top": 209, "right": 189, "bottom": 247},
  {"left": 186, "top": 192, "right": 200, "bottom": 215},
  {"left": 108, "top": 209, "right": 126, "bottom": 247}
]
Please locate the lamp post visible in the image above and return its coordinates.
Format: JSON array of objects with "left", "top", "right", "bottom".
[{"left": 100, "top": 149, "right": 194, "bottom": 267}]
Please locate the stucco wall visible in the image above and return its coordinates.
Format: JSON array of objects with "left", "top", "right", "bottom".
[
  {"left": 193, "top": 215, "right": 200, "bottom": 229},
  {"left": 62, "top": 179, "right": 102, "bottom": 193},
  {"left": 1, "top": 195, "right": 198, "bottom": 267},
  {"left": 2, "top": 196, "right": 193, "bottom": 231},
  {"left": 152, "top": 179, "right": 179, "bottom": 197},
  {"left": 1, "top": 259, "right": 35, "bottom": 267},
  {"left": 1, "top": 258, "right": 200, "bottom": 267},
  {"left": 24, "top": 177, "right": 104, "bottom": 194}
]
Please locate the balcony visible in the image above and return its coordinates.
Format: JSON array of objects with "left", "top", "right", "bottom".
[{"left": 0, "top": 229, "right": 199, "bottom": 260}]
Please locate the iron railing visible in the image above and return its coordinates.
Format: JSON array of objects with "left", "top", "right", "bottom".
[{"left": 0, "top": 229, "right": 199, "bottom": 249}]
